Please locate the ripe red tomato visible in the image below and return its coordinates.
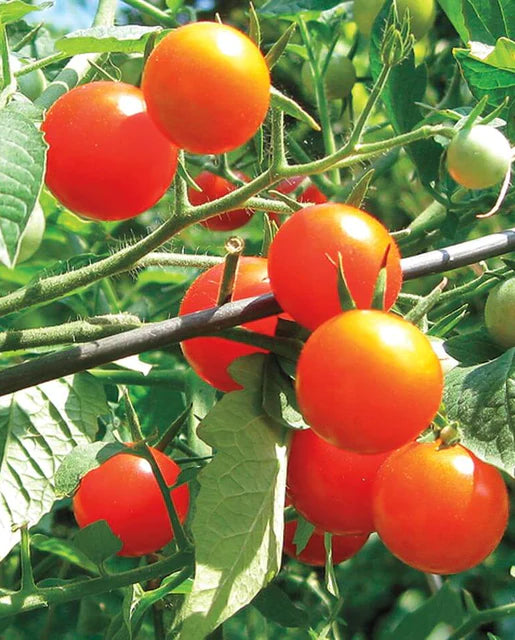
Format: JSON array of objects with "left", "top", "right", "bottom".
[
  {"left": 283, "top": 519, "right": 368, "bottom": 566},
  {"left": 296, "top": 310, "right": 443, "bottom": 453},
  {"left": 180, "top": 257, "right": 279, "bottom": 392},
  {"left": 189, "top": 171, "right": 254, "bottom": 231},
  {"left": 287, "top": 428, "right": 389, "bottom": 534},
  {"left": 267, "top": 203, "right": 402, "bottom": 330},
  {"left": 142, "top": 22, "right": 270, "bottom": 155},
  {"left": 373, "top": 441, "right": 509, "bottom": 574},
  {"left": 41, "top": 81, "right": 178, "bottom": 221},
  {"left": 73, "top": 446, "right": 189, "bottom": 557},
  {"left": 268, "top": 177, "right": 328, "bottom": 226}
]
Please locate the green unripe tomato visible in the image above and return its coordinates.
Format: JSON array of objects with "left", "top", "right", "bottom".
[
  {"left": 10, "top": 55, "right": 47, "bottom": 101},
  {"left": 301, "top": 53, "right": 356, "bottom": 101},
  {"left": 17, "top": 202, "right": 45, "bottom": 263},
  {"left": 354, "top": 0, "right": 436, "bottom": 40},
  {"left": 484, "top": 278, "right": 515, "bottom": 349},
  {"left": 446, "top": 125, "right": 512, "bottom": 190}
]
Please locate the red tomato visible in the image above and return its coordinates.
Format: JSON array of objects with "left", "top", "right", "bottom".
[
  {"left": 296, "top": 310, "right": 443, "bottom": 453},
  {"left": 283, "top": 519, "right": 368, "bottom": 566},
  {"left": 179, "top": 257, "right": 278, "bottom": 391},
  {"left": 189, "top": 171, "right": 254, "bottom": 231},
  {"left": 41, "top": 81, "right": 178, "bottom": 221},
  {"left": 269, "top": 177, "right": 328, "bottom": 226},
  {"left": 373, "top": 441, "right": 509, "bottom": 574},
  {"left": 287, "top": 428, "right": 389, "bottom": 534},
  {"left": 73, "top": 446, "right": 189, "bottom": 557},
  {"left": 267, "top": 203, "right": 402, "bottom": 330},
  {"left": 142, "top": 22, "right": 270, "bottom": 155}
]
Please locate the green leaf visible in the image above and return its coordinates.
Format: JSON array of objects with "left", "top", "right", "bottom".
[
  {"left": 270, "top": 86, "right": 321, "bottom": 131},
  {"left": 54, "top": 441, "right": 126, "bottom": 498},
  {"left": 177, "top": 355, "right": 288, "bottom": 640},
  {"left": 444, "top": 328, "right": 504, "bottom": 365},
  {"left": 252, "top": 583, "right": 310, "bottom": 628},
  {"left": 444, "top": 349, "right": 515, "bottom": 476},
  {"left": 437, "top": 0, "right": 469, "bottom": 42},
  {"left": 462, "top": 0, "right": 514, "bottom": 44},
  {"left": 262, "top": 356, "right": 309, "bottom": 430},
  {"left": 0, "top": 0, "right": 52, "bottom": 25},
  {"left": 56, "top": 26, "right": 161, "bottom": 55},
  {"left": 345, "top": 169, "right": 375, "bottom": 209},
  {"left": 324, "top": 533, "right": 339, "bottom": 597},
  {"left": 265, "top": 23, "right": 296, "bottom": 70},
  {"left": 260, "top": 0, "right": 340, "bottom": 16},
  {"left": 0, "top": 108, "right": 46, "bottom": 268},
  {"left": 382, "top": 581, "right": 466, "bottom": 640},
  {"left": 73, "top": 520, "right": 123, "bottom": 566},
  {"left": 0, "top": 374, "right": 105, "bottom": 561},
  {"left": 31, "top": 533, "right": 99, "bottom": 574},
  {"left": 293, "top": 514, "right": 315, "bottom": 554}
]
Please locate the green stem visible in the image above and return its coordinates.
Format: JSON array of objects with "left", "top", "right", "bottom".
[
  {"left": 122, "top": 387, "right": 144, "bottom": 441},
  {"left": 0, "top": 551, "right": 192, "bottom": 620},
  {"left": 14, "top": 52, "right": 68, "bottom": 76},
  {"left": 89, "top": 368, "right": 187, "bottom": 390},
  {"left": 12, "top": 22, "right": 44, "bottom": 52},
  {"left": 214, "top": 327, "right": 302, "bottom": 361},
  {"left": 121, "top": 0, "right": 177, "bottom": 27},
  {"left": 446, "top": 603, "right": 515, "bottom": 640},
  {"left": 0, "top": 20, "right": 11, "bottom": 93},
  {"left": 217, "top": 237, "right": 245, "bottom": 305},
  {"left": 270, "top": 107, "right": 287, "bottom": 170},
  {"left": 19, "top": 526, "right": 36, "bottom": 592},
  {"left": 137, "top": 252, "right": 223, "bottom": 270}
]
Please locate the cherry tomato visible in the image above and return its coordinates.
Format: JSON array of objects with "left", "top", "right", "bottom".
[
  {"left": 354, "top": 0, "right": 436, "bottom": 40},
  {"left": 16, "top": 202, "right": 45, "bottom": 263},
  {"left": 73, "top": 446, "right": 189, "bottom": 557},
  {"left": 296, "top": 310, "right": 443, "bottom": 453},
  {"left": 484, "top": 277, "right": 515, "bottom": 349},
  {"left": 142, "top": 22, "right": 270, "bottom": 155},
  {"left": 446, "top": 125, "right": 512, "bottom": 190},
  {"left": 189, "top": 171, "right": 254, "bottom": 231},
  {"left": 301, "top": 53, "right": 356, "bottom": 101},
  {"left": 373, "top": 440, "right": 509, "bottom": 574},
  {"left": 268, "top": 203, "right": 402, "bottom": 330},
  {"left": 41, "top": 81, "right": 178, "bottom": 221},
  {"left": 287, "top": 428, "right": 389, "bottom": 534},
  {"left": 283, "top": 519, "right": 368, "bottom": 566},
  {"left": 268, "top": 177, "right": 328, "bottom": 226},
  {"left": 180, "top": 257, "right": 279, "bottom": 392}
]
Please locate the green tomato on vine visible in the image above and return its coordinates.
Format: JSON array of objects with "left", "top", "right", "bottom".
[
  {"left": 17, "top": 202, "right": 45, "bottom": 264},
  {"left": 10, "top": 55, "right": 47, "bottom": 101},
  {"left": 301, "top": 51, "right": 356, "bottom": 102},
  {"left": 354, "top": 0, "right": 436, "bottom": 40},
  {"left": 484, "top": 278, "right": 515, "bottom": 349}
]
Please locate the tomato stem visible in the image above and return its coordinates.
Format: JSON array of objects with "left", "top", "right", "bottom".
[
  {"left": 18, "top": 525, "right": 37, "bottom": 593},
  {"left": 216, "top": 237, "right": 245, "bottom": 305},
  {"left": 120, "top": 0, "right": 177, "bottom": 27}
]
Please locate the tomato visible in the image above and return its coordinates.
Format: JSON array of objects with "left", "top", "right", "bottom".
[
  {"left": 296, "top": 310, "right": 443, "bottom": 453},
  {"left": 283, "top": 519, "right": 368, "bottom": 566},
  {"left": 142, "top": 22, "right": 270, "bottom": 155},
  {"left": 16, "top": 202, "right": 45, "bottom": 263},
  {"left": 446, "top": 125, "right": 512, "bottom": 190},
  {"left": 354, "top": 0, "right": 436, "bottom": 40},
  {"left": 484, "top": 277, "right": 515, "bottom": 349},
  {"left": 287, "top": 429, "right": 389, "bottom": 534},
  {"left": 41, "top": 81, "right": 178, "bottom": 221},
  {"left": 189, "top": 171, "right": 254, "bottom": 231},
  {"left": 269, "top": 177, "right": 328, "bottom": 226},
  {"left": 180, "top": 257, "right": 279, "bottom": 392},
  {"left": 301, "top": 53, "right": 356, "bottom": 102},
  {"left": 373, "top": 441, "right": 509, "bottom": 574},
  {"left": 267, "top": 203, "right": 402, "bottom": 331},
  {"left": 73, "top": 446, "right": 189, "bottom": 557}
]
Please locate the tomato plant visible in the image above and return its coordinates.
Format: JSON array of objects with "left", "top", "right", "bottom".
[
  {"left": 484, "top": 277, "right": 515, "bottom": 349},
  {"left": 10, "top": 55, "right": 47, "bottom": 101},
  {"left": 354, "top": 0, "right": 436, "bottom": 40},
  {"left": 16, "top": 202, "right": 45, "bottom": 263},
  {"left": 142, "top": 22, "right": 270, "bottom": 155},
  {"left": 283, "top": 519, "right": 368, "bottom": 566},
  {"left": 296, "top": 310, "right": 444, "bottom": 453},
  {"left": 179, "top": 257, "right": 278, "bottom": 391},
  {"left": 73, "top": 446, "right": 189, "bottom": 557},
  {"left": 301, "top": 52, "right": 356, "bottom": 101},
  {"left": 446, "top": 125, "right": 512, "bottom": 190},
  {"left": 287, "top": 428, "right": 389, "bottom": 534},
  {"left": 268, "top": 203, "right": 402, "bottom": 330},
  {"left": 188, "top": 171, "right": 254, "bottom": 231},
  {"left": 373, "top": 440, "right": 509, "bottom": 574}
]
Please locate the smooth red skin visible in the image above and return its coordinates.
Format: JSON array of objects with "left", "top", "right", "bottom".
[
  {"left": 142, "top": 22, "right": 270, "bottom": 155},
  {"left": 283, "top": 520, "right": 368, "bottom": 566},
  {"left": 180, "top": 257, "right": 278, "bottom": 392},
  {"left": 287, "top": 429, "right": 389, "bottom": 534},
  {"left": 373, "top": 441, "right": 509, "bottom": 574},
  {"left": 189, "top": 171, "right": 253, "bottom": 231},
  {"left": 296, "top": 310, "right": 443, "bottom": 454},
  {"left": 73, "top": 446, "right": 189, "bottom": 557},
  {"left": 41, "top": 82, "right": 178, "bottom": 221},
  {"left": 268, "top": 204, "right": 402, "bottom": 330}
]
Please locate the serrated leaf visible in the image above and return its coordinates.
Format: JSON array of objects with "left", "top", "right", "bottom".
[
  {"left": 54, "top": 441, "right": 126, "bottom": 498},
  {"left": 0, "top": 374, "right": 106, "bottom": 560},
  {"left": 444, "top": 349, "right": 515, "bottom": 476},
  {"left": 56, "top": 26, "right": 161, "bottom": 55},
  {"left": 0, "top": 108, "right": 46, "bottom": 267},
  {"left": 73, "top": 520, "right": 123, "bottom": 565},
  {"left": 31, "top": 533, "right": 99, "bottom": 573},
  {"left": 262, "top": 356, "right": 309, "bottom": 430},
  {"left": 444, "top": 328, "right": 504, "bottom": 365},
  {"left": 252, "top": 583, "right": 309, "bottom": 628},
  {"left": 177, "top": 355, "right": 288, "bottom": 640},
  {"left": 270, "top": 86, "right": 320, "bottom": 131},
  {"left": 382, "top": 581, "right": 466, "bottom": 640},
  {"left": 0, "top": 0, "right": 52, "bottom": 24}
]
